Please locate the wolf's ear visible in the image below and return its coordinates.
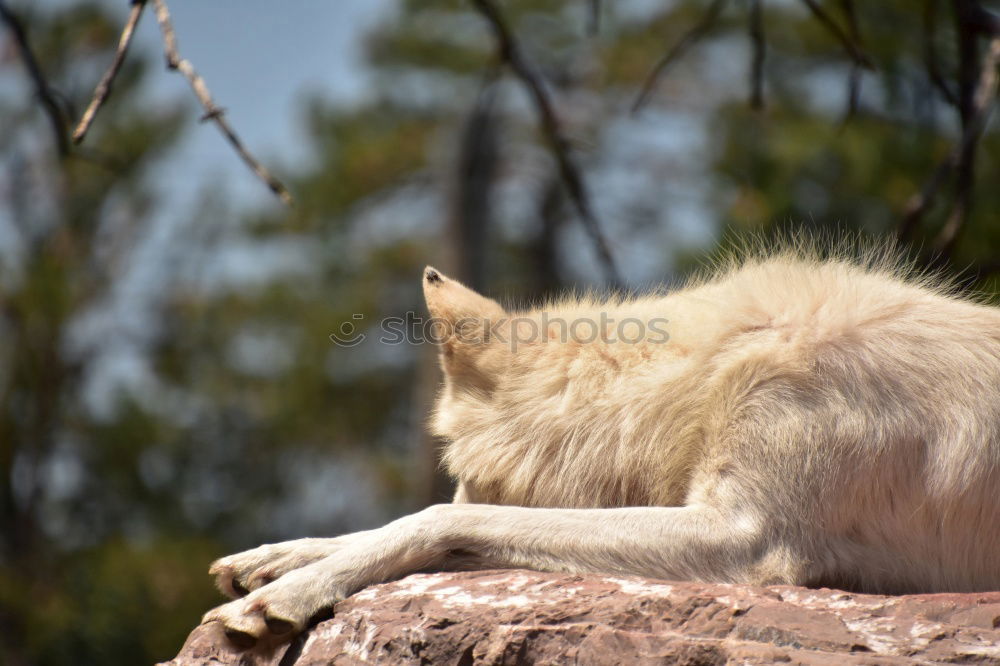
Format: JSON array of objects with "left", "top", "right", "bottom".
[
  {"left": 422, "top": 267, "right": 505, "bottom": 325},
  {"left": 422, "top": 267, "right": 508, "bottom": 390}
]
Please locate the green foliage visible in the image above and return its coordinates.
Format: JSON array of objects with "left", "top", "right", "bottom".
[
  {"left": 296, "top": 101, "right": 439, "bottom": 219},
  {"left": 2, "top": 536, "right": 220, "bottom": 665}
]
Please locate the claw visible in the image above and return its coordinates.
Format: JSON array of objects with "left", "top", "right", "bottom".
[
  {"left": 202, "top": 602, "right": 267, "bottom": 647},
  {"left": 231, "top": 578, "right": 250, "bottom": 596},
  {"left": 201, "top": 540, "right": 349, "bottom": 651},
  {"left": 207, "top": 558, "right": 229, "bottom": 576},
  {"left": 224, "top": 628, "right": 258, "bottom": 650},
  {"left": 265, "top": 617, "right": 295, "bottom": 635},
  {"left": 247, "top": 568, "right": 276, "bottom": 590},
  {"left": 209, "top": 562, "right": 244, "bottom": 599}
]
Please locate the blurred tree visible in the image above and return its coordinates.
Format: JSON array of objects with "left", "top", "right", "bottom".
[
  {"left": 0, "top": 3, "right": 245, "bottom": 663},
  {"left": 708, "top": 0, "right": 1000, "bottom": 272},
  {"left": 0, "top": 3, "right": 226, "bottom": 663}
]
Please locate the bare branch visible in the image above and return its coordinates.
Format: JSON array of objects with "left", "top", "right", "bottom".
[
  {"left": 472, "top": 0, "right": 622, "bottom": 286},
  {"left": 839, "top": 0, "right": 863, "bottom": 121},
  {"left": 73, "top": 0, "right": 146, "bottom": 144},
  {"left": 931, "top": 28, "right": 1000, "bottom": 257},
  {"left": 799, "top": 0, "right": 874, "bottom": 71},
  {"left": 967, "top": 4, "right": 1000, "bottom": 35},
  {"left": 897, "top": 153, "right": 956, "bottom": 244},
  {"left": 932, "top": 0, "right": 980, "bottom": 258},
  {"left": 899, "top": 36, "right": 1000, "bottom": 246},
  {"left": 632, "top": 0, "right": 728, "bottom": 114},
  {"left": 587, "top": 0, "right": 601, "bottom": 36},
  {"left": 923, "top": 0, "right": 959, "bottom": 107},
  {"left": 150, "top": 0, "right": 292, "bottom": 206},
  {"left": 0, "top": 0, "right": 69, "bottom": 156},
  {"left": 749, "top": 0, "right": 765, "bottom": 109},
  {"left": 970, "top": 40, "right": 1000, "bottom": 127},
  {"left": 449, "top": 67, "right": 501, "bottom": 291}
]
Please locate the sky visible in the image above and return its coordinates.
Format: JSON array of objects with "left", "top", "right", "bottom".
[
  {"left": 1, "top": 0, "right": 399, "bottom": 264},
  {"left": 2, "top": 0, "right": 754, "bottom": 308},
  {"left": 3, "top": 0, "right": 733, "bottom": 272},
  {"left": 1, "top": 0, "right": 737, "bottom": 333},
  {"left": 1, "top": 0, "right": 406, "bottom": 530},
  {"left": 2, "top": 0, "right": 400, "bottom": 418},
  {"left": 115, "top": 0, "right": 398, "bottom": 208}
]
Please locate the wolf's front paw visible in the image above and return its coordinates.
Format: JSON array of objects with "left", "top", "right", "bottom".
[
  {"left": 202, "top": 557, "right": 348, "bottom": 649},
  {"left": 209, "top": 537, "right": 349, "bottom": 598}
]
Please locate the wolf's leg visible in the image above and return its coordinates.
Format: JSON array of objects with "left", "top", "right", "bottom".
[
  {"left": 214, "top": 483, "right": 477, "bottom": 599},
  {"left": 203, "top": 502, "right": 789, "bottom": 647},
  {"left": 209, "top": 532, "right": 376, "bottom": 598},
  {"left": 212, "top": 483, "right": 480, "bottom": 599}
]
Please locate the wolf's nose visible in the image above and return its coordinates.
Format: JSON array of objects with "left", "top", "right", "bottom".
[{"left": 425, "top": 267, "right": 442, "bottom": 284}]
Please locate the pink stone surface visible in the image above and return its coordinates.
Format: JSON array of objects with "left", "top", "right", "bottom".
[{"left": 162, "top": 570, "right": 1000, "bottom": 665}]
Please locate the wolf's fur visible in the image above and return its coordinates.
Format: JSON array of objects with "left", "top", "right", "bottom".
[{"left": 203, "top": 243, "right": 1000, "bottom": 647}]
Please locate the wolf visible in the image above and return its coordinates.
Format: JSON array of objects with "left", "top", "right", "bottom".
[{"left": 203, "top": 245, "right": 1000, "bottom": 648}]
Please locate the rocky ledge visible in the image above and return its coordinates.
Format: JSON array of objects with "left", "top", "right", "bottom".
[{"left": 163, "top": 570, "right": 1000, "bottom": 665}]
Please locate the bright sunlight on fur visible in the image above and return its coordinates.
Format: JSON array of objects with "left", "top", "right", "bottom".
[{"left": 202, "top": 238, "right": 1000, "bottom": 649}]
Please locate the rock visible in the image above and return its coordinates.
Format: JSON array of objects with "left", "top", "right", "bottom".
[{"left": 161, "top": 570, "right": 1000, "bottom": 665}]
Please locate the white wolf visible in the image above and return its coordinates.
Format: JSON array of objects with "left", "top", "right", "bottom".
[{"left": 203, "top": 245, "right": 1000, "bottom": 648}]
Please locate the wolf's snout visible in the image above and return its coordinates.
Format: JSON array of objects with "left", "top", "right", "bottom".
[{"left": 425, "top": 267, "right": 442, "bottom": 284}]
